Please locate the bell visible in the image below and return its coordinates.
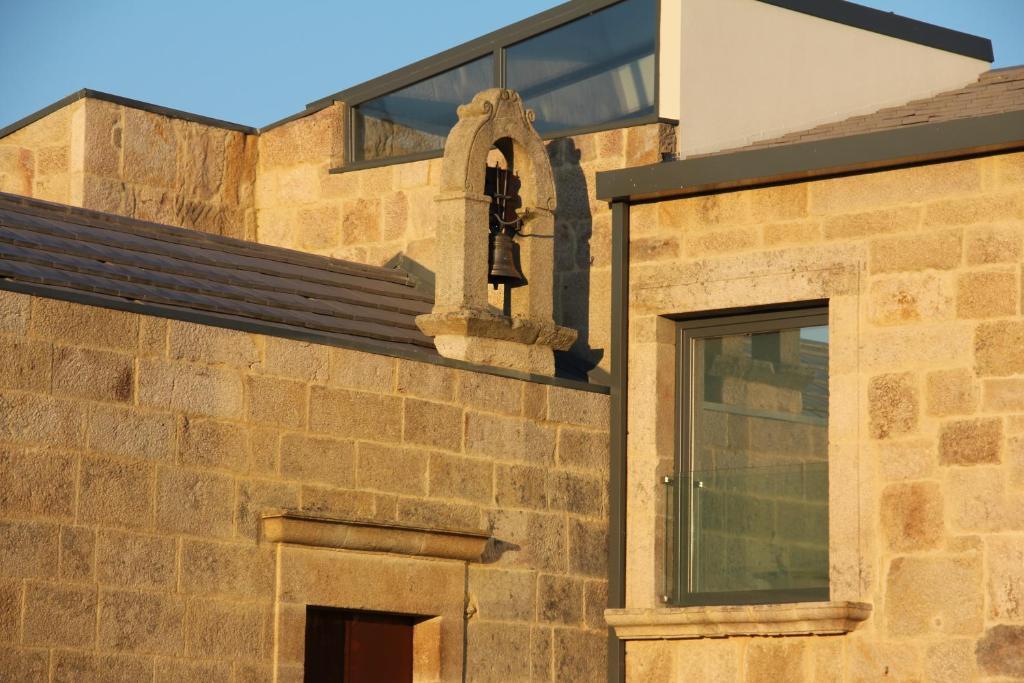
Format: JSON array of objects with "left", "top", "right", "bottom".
[{"left": 488, "top": 231, "right": 526, "bottom": 289}]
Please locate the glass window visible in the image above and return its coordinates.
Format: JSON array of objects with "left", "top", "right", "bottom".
[
  {"left": 672, "top": 307, "right": 829, "bottom": 606},
  {"left": 354, "top": 55, "right": 494, "bottom": 162},
  {"left": 506, "top": 0, "right": 657, "bottom": 135}
]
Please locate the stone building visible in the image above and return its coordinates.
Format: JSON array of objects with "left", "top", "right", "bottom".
[{"left": 0, "top": 0, "right": 1021, "bottom": 681}]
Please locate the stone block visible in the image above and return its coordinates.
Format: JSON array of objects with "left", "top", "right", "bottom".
[
  {"left": 538, "top": 574, "right": 583, "bottom": 625},
  {"left": 876, "top": 439, "right": 936, "bottom": 482},
  {"left": 138, "top": 359, "right": 243, "bottom": 419},
  {"left": 246, "top": 375, "right": 307, "bottom": 429},
  {"left": 868, "top": 273, "right": 953, "bottom": 325},
  {"left": 684, "top": 226, "right": 759, "bottom": 256},
  {"left": 154, "top": 658, "right": 232, "bottom": 683},
  {"left": 547, "top": 470, "right": 603, "bottom": 517},
  {"left": 168, "top": 321, "right": 260, "bottom": 367},
  {"left": 976, "top": 624, "right": 1024, "bottom": 678},
  {"left": 495, "top": 464, "right": 548, "bottom": 510},
  {"left": 78, "top": 455, "right": 154, "bottom": 528},
  {"left": 965, "top": 224, "right": 1023, "bottom": 265},
  {"left": 357, "top": 443, "right": 428, "bottom": 496},
  {"left": 0, "top": 447, "right": 75, "bottom": 519},
  {"left": 0, "top": 146, "right": 33, "bottom": 195},
  {"left": 281, "top": 433, "right": 356, "bottom": 488},
  {"left": 123, "top": 108, "right": 176, "bottom": 186},
  {"left": 468, "top": 566, "right": 537, "bottom": 622},
  {"left": 530, "top": 625, "right": 553, "bottom": 681},
  {"left": 236, "top": 479, "right": 300, "bottom": 539},
  {"left": 939, "top": 417, "right": 1002, "bottom": 466},
  {"left": 99, "top": 588, "right": 186, "bottom": 655},
  {"left": 975, "top": 320, "right": 1024, "bottom": 376},
  {"left": 880, "top": 481, "right": 943, "bottom": 552},
  {"left": 548, "top": 386, "right": 608, "bottom": 429},
  {"left": 0, "top": 392, "right": 84, "bottom": 448},
  {"left": 464, "top": 621, "right": 531, "bottom": 683},
  {"left": 456, "top": 371, "right": 523, "bottom": 414},
  {"left": 986, "top": 536, "right": 1024, "bottom": 620},
  {"left": 403, "top": 398, "right": 463, "bottom": 451},
  {"left": 465, "top": 412, "right": 556, "bottom": 463},
  {"left": 396, "top": 361, "right": 455, "bottom": 401},
  {"left": 762, "top": 219, "right": 822, "bottom": 246},
  {"left": 557, "top": 427, "right": 608, "bottom": 472},
  {"left": 630, "top": 236, "right": 679, "bottom": 262},
  {"left": 428, "top": 453, "right": 493, "bottom": 503},
  {"left": 156, "top": 467, "right": 234, "bottom": 538},
  {"left": 522, "top": 382, "right": 547, "bottom": 421},
  {"left": 89, "top": 405, "right": 175, "bottom": 461},
  {"left": 862, "top": 323, "right": 972, "bottom": 371},
  {"left": 822, "top": 206, "right": 919, "bottom": 240},
  {"left": 957, "top": 270, "right": 1018, "bottom": 318},
  {"left": 309, "top": 386, "right": 401, "bottom": 441},
  {"left": 746, "top": 640, "right": 807, "bottom": 682},
  {"left": 0, "top": 580, "right": 19, "bottom": 642},
  {"left": 51, "top": 345, "right": 134, "bottom": 401},
  {"left": 486, "top": 510, "right": 567, "bottom": 572},
  {"left": 947, "top": 466, "right": 1020, "bottom": 532},
  {"left": 395, "top": 497, "right": 480, "bottom": 531},
  {"left": 23, "top": 581, "right": 96, "bottom": 647},
  {"left": 181, "top": 539, "right": 275, "bottom": 598},
  {"left": 553, "top": 628, "right": 605, "bottom": 683},
  {"left": 96, "top": 529, "right": 176, "bottom": 589},
  {"left": 925, "top": 368, "right": 978, "bottom": 416},
  {"left": 846, "top": 640, "right": 922, "bottom": 682},
  {"left": 0, "top": 648, "right": 49, "bottom": 683},
  {"left": 179, "top": 417, "right": 248, "bottom": 472},
  {"left": 262, "top": 338, "right": 329, "bottom": 382},
  {"left": 924, "top": 639, "right": 976, "bottom": 683},
  {"left": 982, "top": 378, "right": 1024, "bottom": 412},
  {"left": 747, "top": 183, "right": 808, "bottom": 221},
  {"left": 583, "top": 580, "right": 607, "bottom": 631},
  {"left": 31, "top": 294, "right": 138, "bottom": 350},
  {"left": 299, "top": 485, "right": 376, "bottom": 520},
  {"left": 341, "top": 197, "right": 381, "bottom": 244},
  {"left": 868, "top": 372, "right": 919, "bottom": 439},
  {"left": 568, "top": 518, "right": 606, "bottom": 578},
  {"left": 0, "top": 290, "right": 30, "bottom": 335},
  {"left": 0, "top": 338, "right": 50, "bottom": 391},
  {"left": 868, "top": 229, "right": 961, "bottom": 273},
  {"left": 809, "top": 157, "right": 981, "bottom": 214},
  {"left": 51, "top": 651, "right": 155, "bottom": 683},
  {"left": 60, "top": 526, "right": 95, "bottom": 581},
  {"left": 186, "top": 598, "right": 266, "bottom": 659},
  {"left": 924, "top": 191, "right": 1024, "bottom": 225},
  {"left": 295, "top": 204, "right": 342, "bottom": 251},
  {"left": 885, "top": 553, "right": 983, "bottom": 635}
]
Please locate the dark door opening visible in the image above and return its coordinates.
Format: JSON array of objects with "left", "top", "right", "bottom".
[{"left": 304, "top": 607, "right": 418, "bottom": 683}]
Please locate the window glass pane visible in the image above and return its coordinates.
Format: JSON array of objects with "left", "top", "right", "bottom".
[
  {"left": 688, "top": 323, "right": 829, "bottom": 597},
  {"left": 354, "top": 55, "right": 494, "bottom": 162},
  {"left": 506, "top": 0, "right": 657, "bottom": 135}
]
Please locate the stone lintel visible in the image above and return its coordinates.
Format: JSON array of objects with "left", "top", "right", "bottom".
[
  {"left": 261, "top": 511, "right": 491, "bottom": 563},
  {"left": 604, "top": 601, "right": 872, "bottom": 640}
]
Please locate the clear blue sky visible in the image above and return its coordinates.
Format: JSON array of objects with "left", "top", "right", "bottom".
[{"left": 1, "top": 0, "right": 1021, "bottom": 129}]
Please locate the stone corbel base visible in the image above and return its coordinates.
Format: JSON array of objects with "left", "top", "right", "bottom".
[{"left": 417, "top": 310, "right": 577, "bottom": 376}]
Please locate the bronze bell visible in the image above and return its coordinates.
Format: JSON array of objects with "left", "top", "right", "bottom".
[{"left": 488, "top": 231, "right": 526, "bottom": 289}]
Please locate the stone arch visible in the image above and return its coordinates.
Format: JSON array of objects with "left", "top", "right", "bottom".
[{"left": 417, "top": 89, "right": 575, "bottom": 376}]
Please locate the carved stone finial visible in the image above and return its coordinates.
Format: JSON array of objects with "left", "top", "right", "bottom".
[{"left": 415, "top": 89, "right": 575, "bottom": 376}]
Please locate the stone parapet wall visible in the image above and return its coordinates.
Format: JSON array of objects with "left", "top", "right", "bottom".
[
  {"left": 0, "top": 102, "right": 80, "bottom": 204},
  {"left": 624, "top": 150, "right": 1024, "bottom": 680},
  {"left": 0, "top": 292, "right": 610, "bottom": 682}
]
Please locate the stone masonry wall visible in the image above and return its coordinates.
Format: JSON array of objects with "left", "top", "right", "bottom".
[
  {"left": 0, "top": 98, "right": 257, "bottom": 239},
  {"left": 0, "top": 292, "right": 610, "bottom": 682},
  {"left": 624, "top": 150, "right": 1024, "bottom": 680},
  {"left": 0, "top": 102, "right": 81, "bottom": 204}
]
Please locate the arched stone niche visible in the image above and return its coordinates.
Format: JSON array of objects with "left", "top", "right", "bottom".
[{"left": 416, "top": 89, "right": 576, "bottom": 376}]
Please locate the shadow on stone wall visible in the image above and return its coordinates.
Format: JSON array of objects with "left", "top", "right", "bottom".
[{"left": 548, "top": 138, "right": 606, "bottom": 384}]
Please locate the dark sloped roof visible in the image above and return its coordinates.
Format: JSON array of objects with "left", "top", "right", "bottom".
[
  {"left": 0, "top": 192, "right": 438, "bottom": 357},
  {"left": 736, "top": 65, "right": 1024, "bottom": 152}
]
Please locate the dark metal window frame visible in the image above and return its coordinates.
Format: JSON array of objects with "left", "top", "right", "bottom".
[
  {"left": 672, "top": 303, "right": 830, "bottom": 607},
  {"left": 332, "top": 0, "right": 665, "bottom": 172}
]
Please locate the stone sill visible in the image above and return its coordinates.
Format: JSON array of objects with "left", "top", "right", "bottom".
[
  {"left": 261, "top": 511, "right": 491, "bottom": 563},
  {"left": 605, "top": 601, "right": 872, "bottom": 640}
]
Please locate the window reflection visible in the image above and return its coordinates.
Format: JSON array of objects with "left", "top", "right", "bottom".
[
  {"left": 354, "top": 56, "right": 494, "bottom": 162},
  {"left": 506, "top": 0, "right": 657, "bottom": 134}
]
